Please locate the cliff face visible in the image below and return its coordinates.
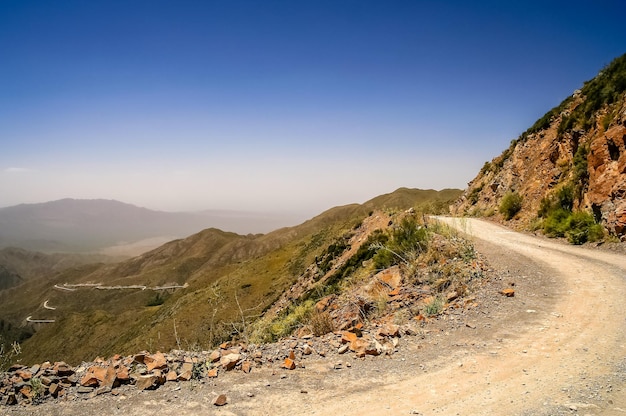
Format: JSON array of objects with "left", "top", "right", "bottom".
[{"left": 454, "top": 54, "right": 626, "bottom": 238}]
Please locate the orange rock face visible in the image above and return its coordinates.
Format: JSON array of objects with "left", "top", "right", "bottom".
[{"left": 454, "top": 88, "right": 626, "bottom": 239}]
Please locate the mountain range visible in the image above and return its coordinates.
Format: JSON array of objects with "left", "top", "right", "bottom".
[
  {"left": 0, "top": 199, "right": 302, "bottom": 253},
  {"left": 2, "top": 53, "right": 625, "bottom": 372},
  {"left": 0, "top": 188, "right": 461, "bottom": 365}
]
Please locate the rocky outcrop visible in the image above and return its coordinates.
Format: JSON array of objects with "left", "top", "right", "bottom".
[
  {"left": 586, "top": 122, "right": 626, "bottom": 235},
  {"left": 454, "top": 54, "right": 626, "bottom": 238}
]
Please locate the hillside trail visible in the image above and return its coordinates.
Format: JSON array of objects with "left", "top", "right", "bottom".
[{"left": 7, "top": 218, "right": 626, "bottom": 415}]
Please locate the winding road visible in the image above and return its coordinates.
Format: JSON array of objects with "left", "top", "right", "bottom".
[
  {"left": 256, "top": 217, "right": 626, "bottom": 415},
  {"left": 9, "top": 218, "right": 626, "bottom": 415}
]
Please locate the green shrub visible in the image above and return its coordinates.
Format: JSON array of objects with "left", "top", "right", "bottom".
[
  {"left": 543, "top": 208, "right": 571, "bottom": 237},
  {"left": 566, "top": 212, "right": 604, "bottom": 244},
  {"left": 372, "top": 216, "right": 429, "bottom": 269},
  {"left": 424, "top": 296, "right": 444, "bottom": 316},
  {"left": 539, "top": 185, "right": 574, "bottom": 218},
  {"left": 499, "top": 192, "right": 523, "bottom": 220},
  {"left": 543, "top": 208, "right": 604, "bottom": 244},
  {"left": 146, "top": 293, "right": 165, "bottom": 306}
]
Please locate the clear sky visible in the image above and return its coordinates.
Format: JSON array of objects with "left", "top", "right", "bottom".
[{"left": 1, "top": 1, "right": 624, "bottom": 217}]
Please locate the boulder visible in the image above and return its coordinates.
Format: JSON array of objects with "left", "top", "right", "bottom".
[
  {"left": 220, "top": 353, "right": 241, "bottom": 371},
  {"left": 144, "top": 352, "right": 167, "bottom": 371}
]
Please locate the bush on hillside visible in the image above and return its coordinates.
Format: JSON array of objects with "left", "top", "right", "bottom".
[
  {"left": 499, "top": 191, "right": 523, "bottom": 220},
  {"left": 541, "top": 199, "right": 604, "bottom": 245},
  {"left": 565, "top": 211, "right": 604, "bottom": 244},
  {"left": 372, "top": 216, "right": 429, "bottom": 269}
]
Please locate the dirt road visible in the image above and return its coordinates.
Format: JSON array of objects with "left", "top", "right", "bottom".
[{"left": 6, "top": 218, "right": 626, "bottom": 415}]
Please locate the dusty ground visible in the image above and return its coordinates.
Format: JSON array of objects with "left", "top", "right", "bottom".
[{"left": 4, "top": 218, "right": 626, "bottom": 416}]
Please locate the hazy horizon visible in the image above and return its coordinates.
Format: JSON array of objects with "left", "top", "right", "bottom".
[{"left": 1, "top": 1, "right": 624, "bottom": 215}]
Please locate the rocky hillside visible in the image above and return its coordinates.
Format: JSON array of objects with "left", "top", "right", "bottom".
[
  {"left": 0, "top": 188, "right": 461, "bottom": 367},
  {"left": 0, "top": 248, "right": 115, "bottom": 291},
  {"left": 454, "top": 54, "right": 626, "bottom": 242}
]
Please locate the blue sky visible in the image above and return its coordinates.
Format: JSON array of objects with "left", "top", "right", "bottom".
[{"left": 1, "top": 1, "right": 624, "bottom": 217}]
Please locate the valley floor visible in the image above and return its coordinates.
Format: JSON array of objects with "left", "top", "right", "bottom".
[{"left": 4, "top": 218, "right": 626, "bottom": 415}]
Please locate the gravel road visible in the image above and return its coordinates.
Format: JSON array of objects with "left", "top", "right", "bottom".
[{"left": 6, "top": 218, "right": 626, "bottom": 415}]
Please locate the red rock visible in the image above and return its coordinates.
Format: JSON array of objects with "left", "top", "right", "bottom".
[
  {"left": 19, "top": 385, "right": 33, "bottom": 399},
  {"left": 15, "top": 370, "right": 32, "bottom": 381},
  {"left": 166, "top": 371, "right": 178, "bottom": 382},
  {"left": 341, "top": 331, "right": 358, "bottom": 344},
  {"left": 241, "top": 360, "right": 252, "bottom": 374},
  {"left": 288, "top": 350, "right": 296, "bottom": 360},
  {"left": 134, "top": 375, "right": 158, "bottom": 390},
  {"left": 49, "top": 383, "right": 61, "bottom": 397},
  {"left": 378, "top": 323, "right": 400, "bottom": 338},
  {"left": 207, "top": 368, "right": 218, "bottom": 378},
  {"left": 349, "top": 338, "right": 368, "bottom": 356},
  {"left": 102, "top": 366, "right": 118, "bottom": 388},
  {"left": 144, "top": 352, "right": 167, "bottom": 371},
  {"left": 281, "top": 358, "right": 296, "bottom": 370},
  {"left": 53, "top": 362, "right": 74, "bottom": 376},
  {"left": 209, "top": 350, "right": 221, "bottom": 363},
  {"left": 116, "top": 366, "right": 130, "bottom": 382},
  {"left": 80, "top": 366, "right": 107, "bottom": 387},
  {"left": 212, "top": 394, "right": 228, "bottom": 406},
  {"left": 500, "top": 288, "right": 515, "bottom": 297},
  {"left": 220, "top": 353, "right": 241, "bottom": 371},
  {"left": 177, "top": 362, "right": 194, "bottom": 381}
]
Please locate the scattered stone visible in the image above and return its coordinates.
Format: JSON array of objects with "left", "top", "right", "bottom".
[
  {"left": 207, "top": 368, "right": 218, "bottom": 378},
  {"left": 212, "top": 394, "right": 228, "bottom": 406},
  {"left": 209, "top": 350, "right": 221, "bottom": 363},
  {"left": 77, "top": 386, "right": 94, "bottom": 394},
  {"left": 53, "top": 362, "right": 74, "bottom": 376},
  {"left": 500, "top": 288, "right": 515, "bottom": 297},
  {"left": 341, "top": 331, "right": 358, "bottom": 344},
  {"left": 15, "top": 370, "right": 32, "bottom": 381},
  {"left": 144, "top": 352, "right": 167, "bottom": 371},
  {"left": 241, "top": 360, "right": 252, "bottom": 374},
  {"left": 282, "top": 358, "right": 296, "bottom": 370},
  {"left": 134, "top": 375, "right": 159, "bottom": 391},
  {"left": 220, "top": 353, "right": 241, "bottom": 371}
]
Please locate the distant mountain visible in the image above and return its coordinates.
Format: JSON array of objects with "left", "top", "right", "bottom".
[
  {"left": 454, "top": 53, "right": 626, "bottom": 243},
  {"left": 0, "top": 199, "right": 300, "bottom": 253}
]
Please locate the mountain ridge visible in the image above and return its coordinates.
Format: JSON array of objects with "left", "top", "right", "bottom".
[
  {"left": 0, "top": 198, "right": 303, "bottom": 253},
  {"left": 0, "top": 187, "right": 462, "bottom": 366},
  {"left": 454, "top": 53, "right": 626, "bottom": 242}
]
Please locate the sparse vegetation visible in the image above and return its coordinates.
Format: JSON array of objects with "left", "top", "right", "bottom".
[
  {"left": 538, "top": 185, "right": 604, "bottom": 244},
  {"left": 308, "top": 309, "right": 335, "bottom": 336},
  {"left": 424, "top": 296, "right": 444, "bottom": 316},
  {"left": 372, "top": 216, "right": 429, "bottom": 269},
  {"left": 559, "top": 55, "right": 626, "bottom": 134},
  {"left": 499, "top": 191, "right": 523, "bottom": 220},
  {"left": 146, "top": 293, "right": 166, "bottom": 307}
]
